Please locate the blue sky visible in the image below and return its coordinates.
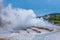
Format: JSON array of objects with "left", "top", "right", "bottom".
[{"left": 3, "top": 0, "right": 60, "bottom": 16}]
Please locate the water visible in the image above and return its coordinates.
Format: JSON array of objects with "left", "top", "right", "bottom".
[
  {"left": 0, "top": 0, "right": 60, "bottom": 40},
  {"left": 0, "top": 2, "right": 56, "bottom": 33},
  {"left": 0, "top": 0, "right": 58, "bottom": 33}
]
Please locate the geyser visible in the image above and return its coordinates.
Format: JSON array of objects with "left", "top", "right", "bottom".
[
  {"left": 0, "top": 0, "right": 59, "bottom": 40},
  {"left": 0, "top": 4, "right": 37, "bottom": 33},
  {"left": 0, "top": 0, "right": 56, "bottom": 33}
]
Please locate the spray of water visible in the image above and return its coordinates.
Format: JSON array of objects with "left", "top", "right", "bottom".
[{"left": 0, "top": 0, "right": 56, "bottom": 33}]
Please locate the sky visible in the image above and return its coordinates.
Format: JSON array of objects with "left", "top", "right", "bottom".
[{"left": 3, "top": 0, "right": 60, "bottom": 16}]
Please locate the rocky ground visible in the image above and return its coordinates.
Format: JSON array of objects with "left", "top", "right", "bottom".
[{"left": 0, "top": 26, "right": 59, "bottom": 40}]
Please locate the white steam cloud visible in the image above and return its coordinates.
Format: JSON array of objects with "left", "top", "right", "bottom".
[
  {"left": 0, "top": 4, "right": 55, "bottom": 33},
  {"left": 0, "top": 4, "right": 36, "bottom": 33}
]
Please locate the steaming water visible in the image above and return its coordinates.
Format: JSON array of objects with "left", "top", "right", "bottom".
[
  {"left": 0, "top": 0, "right": 60, "bottom": 40},
  {"left": 0, "top": 4, "right": 56, "bottom": 34}
]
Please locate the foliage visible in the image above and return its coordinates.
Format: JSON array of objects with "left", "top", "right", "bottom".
[{"left": 44, "top": 13, "right": 60, "bottom": 24}]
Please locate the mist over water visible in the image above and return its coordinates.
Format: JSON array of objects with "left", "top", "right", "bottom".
[{"left": 0, "top": 3, "right": 56, "bottom": 34}]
